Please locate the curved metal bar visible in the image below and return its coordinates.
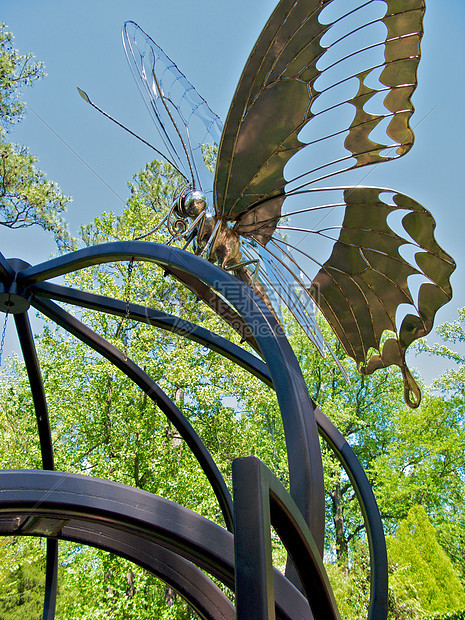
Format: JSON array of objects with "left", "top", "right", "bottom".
[
  {"left": 31, "top": 295, "right": 234, "bottom": 533},
  {"left": 20, "top": 511, "right": 235, "bottom": 620},
  {"left": 61, "top": 525, "right": 235, "bottom": 620},
  {"left": 14, "top": 313, "right": 54, "bottom": 470},
  {"left": 18, "top": 241, "right": 326, "bottom": 552},
  {"left": 164, "top": 265, "right": 260, "bottom": 353},
  {"left": 32, "top": 282, "right": 270, "bottom": 386},
  {"left": 13, "top": 312, "right": 58, "bottom": 620},
  {"left": 0, "top": 469, "right": 312, "bottom": 620},
  {"left": 18, "top": 244, "right": 259, "bottom": 351},
  {"left": 315, "top": 412, "right": 388, "bottom": 620}
]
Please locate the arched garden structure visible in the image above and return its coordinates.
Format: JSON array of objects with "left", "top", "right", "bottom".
[{"left": 0, "top": 243, "right": 388, "bottom": 619}]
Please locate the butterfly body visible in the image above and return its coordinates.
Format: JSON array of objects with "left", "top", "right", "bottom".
[{"left": 197, "top": 217, "right": 243, "bottom": 271}]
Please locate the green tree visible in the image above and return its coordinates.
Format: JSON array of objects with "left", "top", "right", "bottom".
[
  {"left": 419, "top": 308, "right": 465, "bottom": 410},
  {"left": 0, "top": 538, "right": 45, "bottom": 620},
  {"left": 387, "top": 506, "right": 465, "bottom": 617},
  {"left": 371, "top": 391, "right": 465, "bottom": 530},
  {"left": 0, "top": 24, "right": 72, "bottom": 248},
  {"left": 418, "top": 309, "right": 465, "bottom": 586}
]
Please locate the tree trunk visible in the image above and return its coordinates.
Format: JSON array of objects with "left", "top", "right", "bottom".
[
  {"left": 126, "top": 570, "right": 135, "bottom": 598},
  {"left": 164, "top": 585, "right": 177, "bottom": 607},
  {"left": 330, "top": 478, "right": 348, "bottom": 567}
]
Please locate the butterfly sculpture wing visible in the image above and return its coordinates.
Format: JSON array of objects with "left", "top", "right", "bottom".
[
  {"left": 214, "top": 0, "right": 424, "bottom": 215},
  {"left": 314, "top": 188, "right": 454, "bottom": 407},
  {"left": 123, "top": 21, "right": 222, "bottom": 196},
  {"left": 284, "top": 187, "right": 454, "bottom": 408},
  {"left": 211, "top": 0, "right": 454, "bottom": 406}
]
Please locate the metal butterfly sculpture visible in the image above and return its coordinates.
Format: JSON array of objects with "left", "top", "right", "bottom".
[{"left": 81, "top": 0, "right": 454, "bottom": 408}]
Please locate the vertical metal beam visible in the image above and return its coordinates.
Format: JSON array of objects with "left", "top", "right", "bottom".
[
  {"left": 233, "top": 456, "right": 340, "bottom": 620},
  {"left": 233, "top": 458, "right": 276, "bottom": 620},
  {"left": 43, "top": 539, "right": 59, "bottom": 620},
  {"left": 14, "top": 312, "right": 54, "bottom": 470},
  {"left": 13, "top": 312, "right": 58, "bottom": 619}
]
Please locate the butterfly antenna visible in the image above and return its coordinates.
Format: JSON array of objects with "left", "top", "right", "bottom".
[{"left": 76, "top": 87, "right": 186, "bottom": 180}]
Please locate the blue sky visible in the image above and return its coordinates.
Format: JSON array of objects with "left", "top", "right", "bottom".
[{"left": 1, "top": 0, "right": 464, "bottom": 383}]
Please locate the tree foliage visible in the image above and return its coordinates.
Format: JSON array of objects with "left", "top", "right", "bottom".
[
  {"left": 0, "top": 26, "right": 42, "bottom": 129},
  {"left": 387, "top": 506, "right": 465, "bottom": 617},
  {"left": 419, "top": 308, "right": 465, "bottom": 404},
  {"left": 0, "top": 24, "right": 72, "bottom": 248},
  {"left": 0, "top": 538, "right": 46, "bottom": 619},
  {"left": 416, "top": 309, "right": 465, "bottom": 588}
]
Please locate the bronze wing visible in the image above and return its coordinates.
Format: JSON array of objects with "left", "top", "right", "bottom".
[
  {"left": 310, "top": 188, "right": 455, "bottom": 408},
  {"left": 212, "top": 0, "right": 455, "bottom": 406},
  {"left": 214, "top": 0, "right": 425, "bottom": 218}
]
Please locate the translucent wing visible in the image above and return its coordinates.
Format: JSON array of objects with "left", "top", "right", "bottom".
[
  {"left": 238, "top": 237, "right": 350, "bottom": 381},
  {"left": 214, "top": 0, "right": 424, "bottom": 217},
  {"left": 123, "top": 21, "right": 223, "bottom": 196},
  {"left": 239, "top": 186, "right": 454, "bottom": 407}
]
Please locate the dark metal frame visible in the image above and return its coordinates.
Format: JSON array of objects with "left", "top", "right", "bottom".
[
  {"left": 18, "top": 241, "right": 326, "bottom": 549},
  {"left": 0, "top": 242, "right": 388, "bottom": 619},
  {"left": 232, "top": 456, "right": 340, "bottom": 619}
]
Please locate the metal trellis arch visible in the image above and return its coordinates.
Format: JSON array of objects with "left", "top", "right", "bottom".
[{"left": 0, "top": 243, "right": 388, "bottom": 619}]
